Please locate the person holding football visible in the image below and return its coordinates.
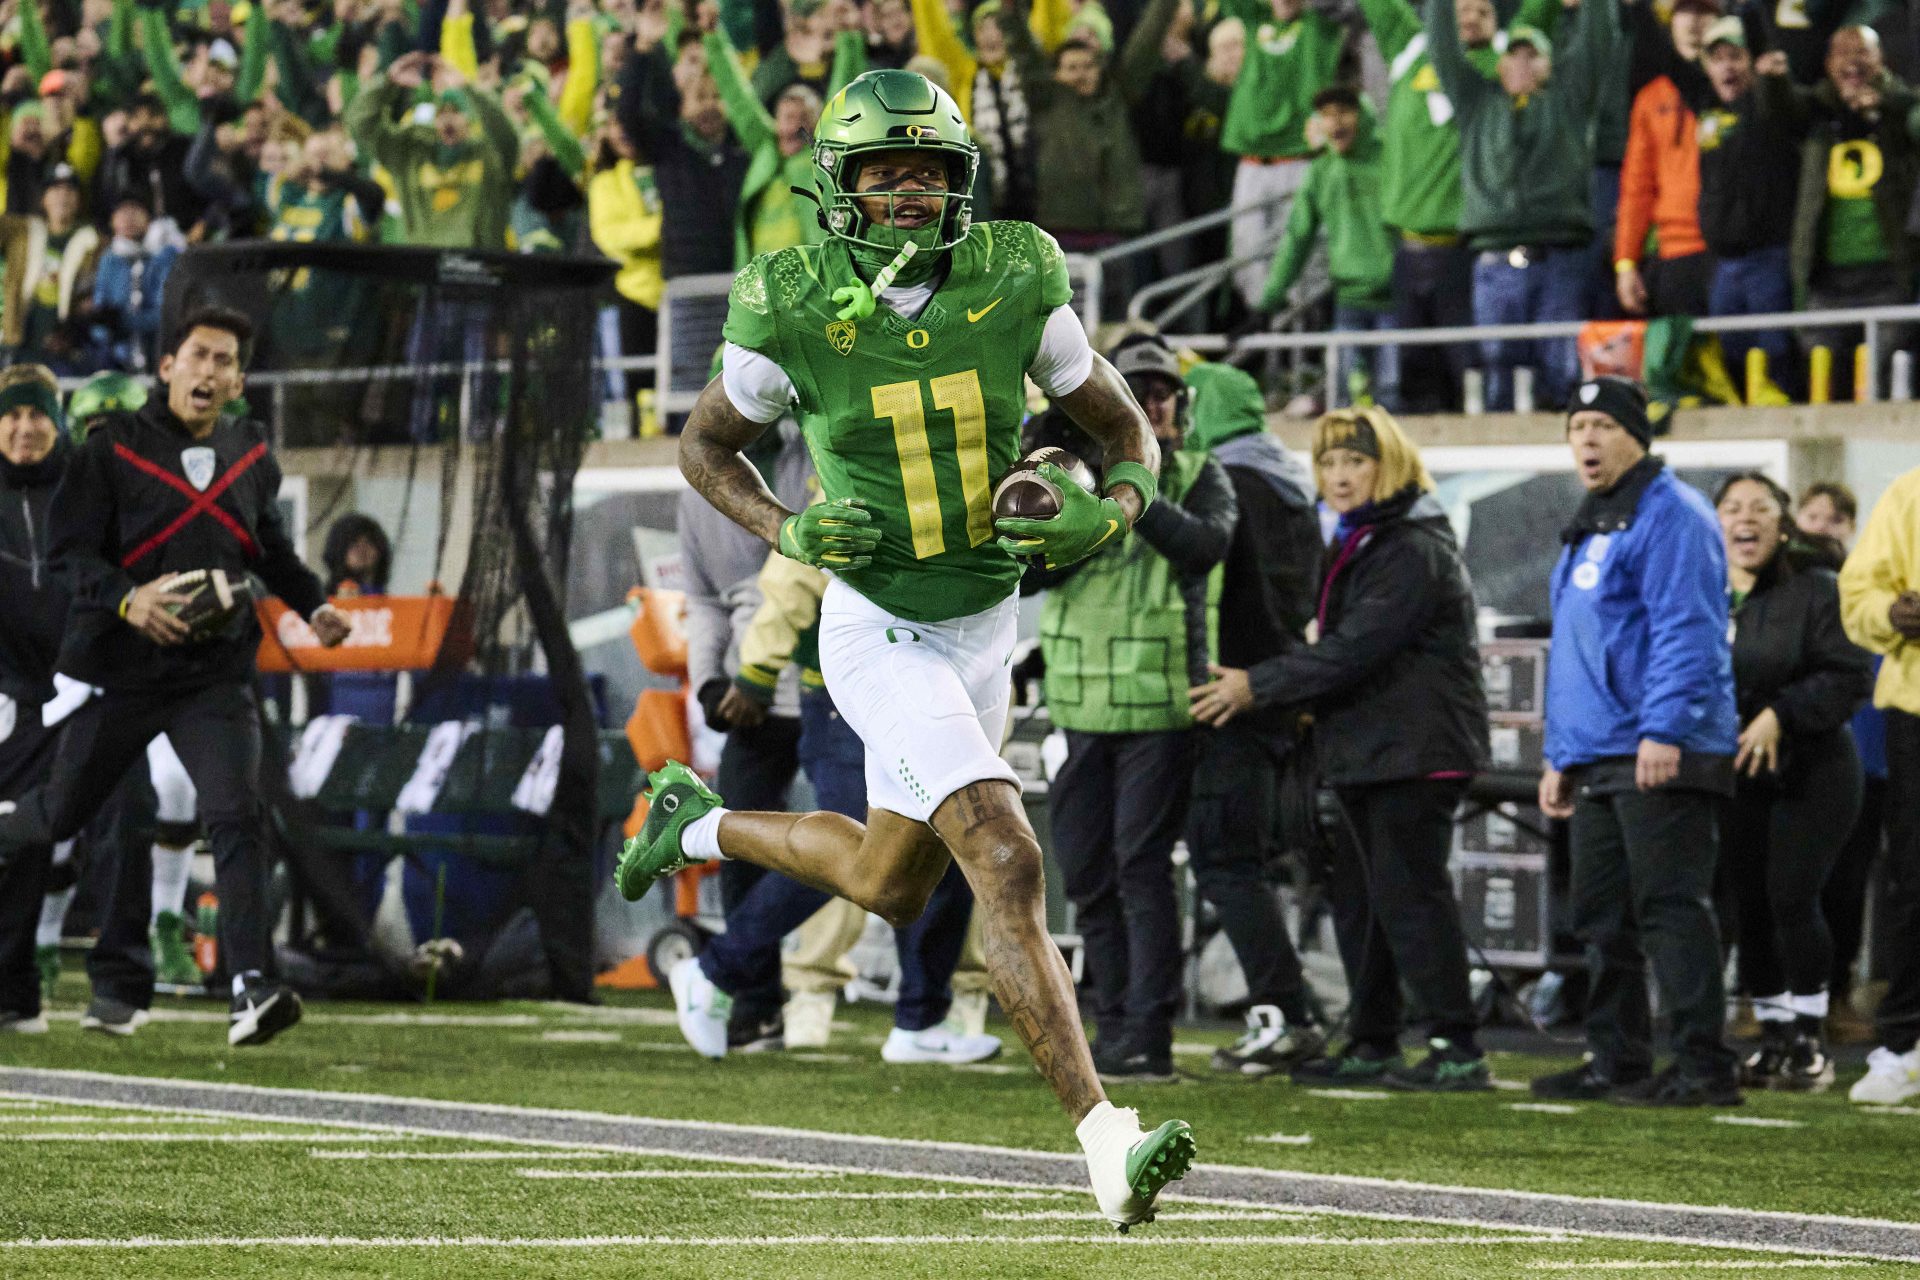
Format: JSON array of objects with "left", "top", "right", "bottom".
[
  {"left": 617, "top": 70, "right": 1194, "bottom": 1230},
  {"left": 0, "top": 307, "right": 350, "bottom": 1048}
]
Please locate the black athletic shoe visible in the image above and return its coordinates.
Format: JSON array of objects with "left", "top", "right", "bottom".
[
  {"left": 1739, "top": 1024, "right": 1790, "bottom": 1089},
  {"left": 728, "top": 1016, "right": 785, "bottom": 1054},
  {"left": 1384, "top": 1038, "right": 1493, "bottom": 1093},
  {"left": 79, "top": 996, "right": 150, "bottom": 1037},
  {"left": 228, "top": 981, "right": 302, "bottom": 1047},
  {"left": 1775, "top": 1032, "right": 1836, "bottom": 1092},
  {"left": 1609, "top": 1064, "right": 1742, "bottom": 1108},
  {"left": 1289, "top": 1042, "right": 1403, "bottom": 1085},
  {"left": 1530, "top": 1062, "right": 1644, "bottom": 1100},
  {"left": 1095, "top": 1043, "right": 1179, "bottom": 1085}
]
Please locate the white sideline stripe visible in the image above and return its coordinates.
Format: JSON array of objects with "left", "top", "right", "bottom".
[
  {"left": 44, "top": 1009, "right": 680, "bottom": 1030},
  {"left": 516, "top": 1169, "right": 841, "bottom": 1181},
  {"left": 1247, "top": 1133, "right": 1314, "bottom": 1145},
  {"left": 6, "top": 1072, "right": 1919, "bottom": 1262},
  {"left": 951, "top": 1064, "right": 1021, "bottom": 1075},
  {"left": 748, "top": 1191, "right": 1073, "bottom": 1201},
  {"left": 1711, "top": 1116, "right": 1806, "bottom": 1130},
  {"left": 537, "top": 1031, "right": 620, "bottom": 1044},
  {"left": 0, "top": 1101, "right": 45, "bottom": 1109},
  {"left": 312, "top": 1151, "right": 613, "bottom": 1161},
  {"left": 0, "top": 1114, "right": 232, "bottom": 1124},
  {"left": 0, "top": 1234, "right": 1581, "bottom": 1250},
  {"left": 983, "top": 1211, "right": 1313, "bottom": 1223},
  {"left": 0, "top": 1133, "right": 404, "bottom": 1143},
  {"left": 1508, "top": 1104, "right": 1580, "bottom": 1116},
  {"left": 1528, "top": 1263, "right": 1871, "bottom": 1272},
  {"left": 1858, "top": 1106, "right": 1920, "bottom": 1117},
  {"left": 1307, "top": 1089, "right": 1394, "bottom": 1101}
]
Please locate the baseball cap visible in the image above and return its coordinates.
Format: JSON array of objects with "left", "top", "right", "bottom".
[
  {"left": 1704, "top": 15, "right": 1746, "bottom": 49},
  {"left": 1505, "top": 24, "right": 1551, "bottom": 57},
  {"left": 207, "top": 38, "right": 240, "bottom": 72},
  {"left": 1110, "top": 335, "right": 1183, "bottom": 389}
]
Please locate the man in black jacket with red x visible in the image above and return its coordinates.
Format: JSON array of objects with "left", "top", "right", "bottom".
[{"left": 0, "top": 305, "right": 349, "bottom": 1047}]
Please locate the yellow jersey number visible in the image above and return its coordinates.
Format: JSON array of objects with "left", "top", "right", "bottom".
[{"left": 870, "top": 370, "right": 993, "bottom": 560}]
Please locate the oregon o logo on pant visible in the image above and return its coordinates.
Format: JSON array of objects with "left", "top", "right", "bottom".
[{"left": 885, "top": 627, "right": 923, "bottom": 644}]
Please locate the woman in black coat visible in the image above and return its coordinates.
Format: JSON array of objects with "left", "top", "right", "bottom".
[
  {"left": 1190, "top": 406, "right": 1490, "bottom": 1092},
  {"left": 1714, "top": 472, "right": 1874, "bottom": 1090}
]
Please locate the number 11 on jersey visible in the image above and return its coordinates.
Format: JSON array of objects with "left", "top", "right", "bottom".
[{"left": 871, "top": 370, "right": 992, "bottom": 560}]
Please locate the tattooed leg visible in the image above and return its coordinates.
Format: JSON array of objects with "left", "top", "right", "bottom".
[
  {"left": 715, "top": 808, "right": 953, "bottom": 929},
  {"left": 933, "top": 779, "right": 1106, "bottom": 1121}
]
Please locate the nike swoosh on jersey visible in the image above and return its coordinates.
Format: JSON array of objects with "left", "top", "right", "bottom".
[{"left": 966, "top": 298, "right": 1004, "bottom": 323}]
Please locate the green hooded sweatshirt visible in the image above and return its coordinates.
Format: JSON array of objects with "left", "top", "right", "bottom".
[
  {"left": 1423, "top": 0, "right": 1616, "bottom": 251},
  {"left": 1039, "top": 450, "right": 1222, "bottom": 734},
  {"left": 1260, "top": 108, "right": 1392, "bottom": 310},
  {"left": 1355, "top": 0, "right": 1560, "bottom": 237},
  {"left": 343, "top": 75, "right": 520, "bottom": 250},
  {"left": 1221, "top": 7, "right": 1346, "bottom": 160}
]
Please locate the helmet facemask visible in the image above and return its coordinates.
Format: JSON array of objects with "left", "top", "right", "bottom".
[{"left": 814, "top": 139, "right": 978, "bottom": 258}]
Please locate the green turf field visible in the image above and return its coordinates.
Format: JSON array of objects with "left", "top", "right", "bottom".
[{"left": 3, "top": 971, "right": 1918, "bottom": 1277}]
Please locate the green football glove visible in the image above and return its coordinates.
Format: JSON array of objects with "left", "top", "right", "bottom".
[
  {"left": 779, "top": 497, "right": 882, "bottom": 570},
  {"left": 994, "top": 462, "right": 1131, "bottom": 570}
]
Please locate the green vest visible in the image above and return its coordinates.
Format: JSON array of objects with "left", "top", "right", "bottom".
[{"left": 1039, "top": 450, "right": 1222, "bottom": 734}]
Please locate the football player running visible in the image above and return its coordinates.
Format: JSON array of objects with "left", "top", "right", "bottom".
[{"left": 619, "top": 69, "right": 1194, "bottom": 1229}]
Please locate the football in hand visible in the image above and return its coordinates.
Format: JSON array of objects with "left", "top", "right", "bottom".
[
  {"left": 992, "top": 448, "right": 1098, "bottom": 522},
  {"left": 155, "top": 568, "right": 254, "bottom": 643}
]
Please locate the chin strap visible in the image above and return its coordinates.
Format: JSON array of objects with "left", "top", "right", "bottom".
[{"left": 833, "top": 241, "right": 918, "bottom": 321}]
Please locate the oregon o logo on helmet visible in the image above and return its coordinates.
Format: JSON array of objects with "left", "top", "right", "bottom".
[{"left": 904, "top": 124, "right": 937, "bottom": 139}]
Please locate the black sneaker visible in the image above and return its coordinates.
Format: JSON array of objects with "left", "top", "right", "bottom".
[
  {"left": 1095, "top": 1042, "right": 1178, "bottom": 1084},
  {"left": 79, "top": 996, "right": 150, "bottom": 1037},
  {"left": 1384, "top": 1037, "right": 1492, "bottom": 1093},
  {"left": 1211, "top": 1006, "right": 1327, "bottom": 1077},
  {"left": 1739, "top": 1024, "right": 1790, "bottom": 1089},
  {"left": 1290, "top": 1042, "right": 1403, "bottom": 1085},
  {"left": 728, "top": 1016, "right": 785, "bottom": 1054},
  {"left": 228, "top": 981, "right": 303, "bottom": 1047},
  {"left": 1609, "top": 1064, "right": 1742, "bottom": 1108},
  {"left": 1530, "top": 1061, "right": 1645, "bottom": 1100},
  {"left": 1775, "top": 1032, "right": 1836, "bottom": 1093}
]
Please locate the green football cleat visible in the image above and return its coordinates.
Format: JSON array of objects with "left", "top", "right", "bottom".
[
  {"left": 1124, "top": 1118, "right": 1196, "bottom": 1220},
  {"left": 151, "top": 910, "right": 203, "bottom": 991},
  {"left": 616, "top": 762, "right": 723, "bottom": 902},
  {"left": 35, "top": 945, "right": 59, "bottom": 1005}
]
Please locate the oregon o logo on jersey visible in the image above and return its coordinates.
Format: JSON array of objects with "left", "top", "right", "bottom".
[
  {"left": 1828, "top": 139, "right": 1883, "bottom": 200},
  {"left": 906, "top": 329, "right": 930, "bottom": 349}
]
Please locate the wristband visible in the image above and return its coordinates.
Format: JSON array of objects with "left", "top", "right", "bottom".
[
  {"left": 118, "top": 589, "right": 134, "bottom": 619},
  {"left": 1613, "top": 258, "right": 1637, "bottom": 275},
  {"left": 1102, "top": 460, "right": 1158, "bottom": 517}
]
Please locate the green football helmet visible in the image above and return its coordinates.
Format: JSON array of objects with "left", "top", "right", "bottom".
[
  {"left": 67, "top": 371, "right": 147, "bottom": 441},
  {"left": 812, "top": 69, "right": 979, "bottom": 256}
]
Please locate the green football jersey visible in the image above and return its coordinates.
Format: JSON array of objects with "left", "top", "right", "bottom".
[{"left": 723, "top": 220, "right": 1074, "bottom": 623}]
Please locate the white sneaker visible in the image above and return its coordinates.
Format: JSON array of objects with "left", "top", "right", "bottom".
[
  {"left": 950, "top": 989, "right": 990, "bottom": 1039},
  {"left": 783, "top": 991, "right": 836, "bottom": 1049},
  {"left": 1849, "top": 1045, "right": 1920, "bottom": 1105},
  {"left": 1076, "top": 1101, "right": 1196, "bottom": 1232},
  {"left": 881, "top": 1020, "right": 1003, "bottom": 1065},
  {"left": 0, "top": 1011, "right": 48, "bottom": 1034},
  {"left": 667, "top": 957, "right": 731, "bottom": 1059}
]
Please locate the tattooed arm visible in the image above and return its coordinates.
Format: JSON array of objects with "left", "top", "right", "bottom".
[
  {"left": 678, "top": 376, "right": 793, "bottom": 545},
  {"left": 1052, "top": 353, "right": 1160, "bottom": 526}
]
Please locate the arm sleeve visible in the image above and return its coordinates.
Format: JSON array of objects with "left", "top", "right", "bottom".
[
  {"left": 1613, "top": 85, "right": 1658, "bottom": 265},
  {"left": 1754, "top": 67, "right": 1812, "bottom": 131},
  {"left": 1244, "top": 533, "right": 1443, "bottom": 707},
  {"left": 1354, "top": 0, "right": 1419, "bottom": 66},
  {"left": 341, "top": 73, "right": 410, "bottom": 172},
  {"left": 48, "top": 428, "right": 136, "bottom": 614},
  {"left": 1559, "top": 0, "right": 1619, "bottom": 119},
  {"left": 524, "top": 85, "right": 586, "bottom": 178},
  {"left": 706, "top": 30, "right": 776, "bottom": 155},
  {"left": 828, "top": 28, "right": 867, "bottom": 95},
  {"left": 1134, "top": 456, "right": 1238, "bottom": 576},
  {"left": 1839, "top": 475, "right": 1914, "bottom": 655},
  {"left": 1634, "top": 505, "right": 1735, "bottom": 745},
  {"left": 269, "top": 20, "right": 329, "bottom": 125},
  {"left": 468, "top": 87, "right": 522, "bottom": 174},
  {"left": 717, "top": 0, "right": 759, "bottom": 52},
  {"left": 615, "top": 44, "right": 677, "bottom": 156},
  {"left": 1025, "top": 305, "right": 1095, "bottom": 399},
  {"left": 1768, "top": 575, "right": 1876, "bottom": 737},
  {"left": 1000, "top": 0, "right": 1052, "bottom": 108},
  {"left": 1423, "top": 0, "right": 1483, "bottom": 110},
  {"left": 736, "top": 552, "right": 828, "bottom": 699},
  {"left": 20, "top": 0, "right": 51, "bottom": 81},
  {"left": 238, "top": 6, "right": 270, "bottom": 102},
  {"left": 440, "top": 11, "right": 480, "bottom": 81},
  {"left": 139, "top": 7, "right": 202, "bottom": 136},
  {"left": 253, "top": 451, "right": 328, "bottom": 618},
  {"left": 1259, "top": 165, "right": 1320, "bottom": 311},
  {"left": 722, "top": 342, "right": 799, "bottom": 423},
  {"left": 1117, "top": 0, "right": 1179, "bottom": 102},
  {"left": 558, "top": 15, "right": 599, "bottom": 136}
]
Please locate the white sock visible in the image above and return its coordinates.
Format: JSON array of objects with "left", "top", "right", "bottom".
[
  {"left": 50, "top": 838, "right": 74, "bottom": 869},
  {"left": 1075, "top": 1100, "right": 1143, "bottom": 1157},
  {"left": 682, "top": 807, "right": 730, "bottom": 861},
  {"left": 1752, "top": 991, "right": 1795, "bottom": 1023},
  {"left": 36, "top": 887, "right": 76, "bottom": 947},
  {"left": 151, "top": 844, "right": 193, "bottom": 926},
  {"left": 1790, "top": 990, "right": 1830, "bottom": 1020}
]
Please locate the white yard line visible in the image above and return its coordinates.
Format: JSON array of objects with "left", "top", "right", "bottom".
[
  {"left": 1711, "top": 1116, "right": 1807, "bottom": 1130},
  {"left": 537, "top": 1031, "right": 621, "bottom": 1044},
  {"left": 748, "top": 1190, "right": 1072, "bottom": 1201},
  {"left": 0, "top": 1233, "right": 1581, "bottom": 1250},
  {"left": 0, "top": 1114, "right": 232, "bottom": 1124},
  {"left": 515, "top": 1169, "right": 841, "bottom": 1180},
  {"left": 1246, "top": 1133, "right": 1314, "bottom": 1145},
  {"left": 982, "top": 1210, "right": 1313, "bottom": 1223},
  {"left": 1306, "top": 1089, "right": 1394, "bottom": 1101},
  {"left": 1528, "top": 1262, "right": 1871, "bottom": 1271},
  {"left": 1508, "top": 1104, "right": 1581, "bottom": 1116},
  {"left": 313, "top": 1150, "right": 614, "bottom": 1161},
  {"left": 0, "top": 1132, "right": 406, "bottom": 1143}
]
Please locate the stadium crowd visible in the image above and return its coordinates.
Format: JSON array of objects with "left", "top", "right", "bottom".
[{"left": 0, "top": 0, "right": 1907, "bottom": 408}]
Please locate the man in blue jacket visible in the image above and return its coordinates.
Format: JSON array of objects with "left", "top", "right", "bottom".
[{"left": 1535, "top": 376, "right": 1741, "bottom": 1107}]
